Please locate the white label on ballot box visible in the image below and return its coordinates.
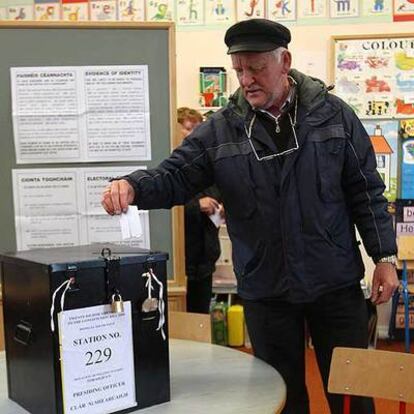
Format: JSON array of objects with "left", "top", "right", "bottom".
[{"left": 58, "top": 302, "right": 137, "bottom": 414}]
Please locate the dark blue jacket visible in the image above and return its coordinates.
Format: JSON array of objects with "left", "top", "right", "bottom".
[{"left": 126, "top": 70, "right": 397, "bottom": 303}]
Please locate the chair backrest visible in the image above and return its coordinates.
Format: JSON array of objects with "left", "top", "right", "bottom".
[
  {"left": 168, "top": 311, "right": 212, "bottom": 343},
  {"left": 328, "top": 347, "right": 414, "bottom": 404}
]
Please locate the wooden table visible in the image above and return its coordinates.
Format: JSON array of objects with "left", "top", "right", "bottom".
[{"left": 0, "top": 339, "right": 286, "bottom": 414}]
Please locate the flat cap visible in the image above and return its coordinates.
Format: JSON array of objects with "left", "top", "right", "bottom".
[{"left": 225, "top": 19, "right": 291, "bottom": 54}]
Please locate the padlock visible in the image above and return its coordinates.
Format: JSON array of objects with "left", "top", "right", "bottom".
[
  {"left": 142, "top": 297, "right": 159, "bottom": 313},
  {"left": 111, "top": 293, "right": 124, "bottom": 314}
]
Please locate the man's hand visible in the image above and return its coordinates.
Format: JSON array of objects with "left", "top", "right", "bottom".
[
  {"left": 101, "top": 179, "right": 135, "bottom": 215},
  {"left": 370, "top": 263, "right": 399, "bottom": 305},
  {"left": 199, "top": 197, "right": 220, "bottom": 216}
]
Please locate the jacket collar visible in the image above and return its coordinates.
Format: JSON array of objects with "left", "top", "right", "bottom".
[{"left": 228, "top": 69, "right": 340, "bottom": 185}]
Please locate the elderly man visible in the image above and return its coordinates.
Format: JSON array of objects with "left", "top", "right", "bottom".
[{"left": 102, "top": 19, "right": 398, "bottom": 414}]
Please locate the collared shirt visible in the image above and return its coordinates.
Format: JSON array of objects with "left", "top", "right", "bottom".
[{"left": 254, "top": 77, "right": 298, "bottom": 157}]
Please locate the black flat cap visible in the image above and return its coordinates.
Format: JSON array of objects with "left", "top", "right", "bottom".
[{"left": 225, "top": 19, "right": 291, "bottom": 54}]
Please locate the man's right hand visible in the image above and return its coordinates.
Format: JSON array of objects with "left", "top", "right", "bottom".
[
  {"left": 199, "top": 196, "right": 220, "bottom": 216},
  {"left": 101, "top": 179, "right": 135, "bottom": 215}
]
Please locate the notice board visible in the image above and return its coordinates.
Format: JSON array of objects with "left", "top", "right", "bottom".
[{"left": 0, "top": 22, "right": 184, "bottom": 284}]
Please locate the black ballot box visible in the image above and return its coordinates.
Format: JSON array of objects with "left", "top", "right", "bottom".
[{"left": 0, "top": 243, "right": 170, "bottom": 414}]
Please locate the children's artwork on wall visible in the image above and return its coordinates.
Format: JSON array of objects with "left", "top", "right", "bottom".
[
  {"left": 199, "top": 66, "right": 228, "bottom": 106},
  {"left": 118, "top": 0, "right": 145, "bottom": 20},
  {"left": 362, "top": 121, "right": 399, "bottom": 201},
  {"left": 7, "top": 0, "right": 34, "bottom": 20},
  {"left": 176, "top": 0, "right": 204, "bottom": 25},
  {"left": 329, "top": 0, "right": 359, "bottom": 18},
  {"left": 395, "top": 199, "right": 414, "bottom": 236},
  {"left": 297, "top": 0, "right": 327, "bottom": 19},
  {"left": 400, "top": 119, "right": 414, "bottom": 198},
  {"left": 236, "top": 0, "right": 265, "bottom": 21},
  {"left": 62, "top": 0, "right": 89, "bottom": 20},
  {"left": 147, "top": 0, "right": 174, "bottom": 21},
  {"left": 362, "top": 0, "right": 391, "bottom": 16},
  {"left": 205, "top": 0, "right": 235, "bottom": 24},
  {"left": 267, "top": 0, "right": 297, "bottom": 21},
  {"left": 333, "top": 35, "right": 414, "bottom": 119},
  {"left": 393, "top": 0, "right": 414, "bottom": 21},
  {"left": 90, "top": 0, "right": 117, "bottom": 20},
  {"left": 34, "top": 0, "right": 60, "bottom": 20}
]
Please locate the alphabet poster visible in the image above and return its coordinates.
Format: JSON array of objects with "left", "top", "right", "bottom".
[
  {"left": 267, "top": 0, "right": 296, "bottom": 21},
  {"left": 362, "top": 0, "right": 391, "bottom": 16},
  {"left": 61, "top": 0, "right": 89, "bottom": 20},
  {"left": 333, "top": 35, "right": 414, "bottom": 119},
  {"left": 298, "top": 0, "right": 327, "bottom": 19},
  {"left": 236, "top": 0, "right": 265, "bottom": 21},
  {"left": 147, "top": 0, "right": 174, "bottom": 21},
  {"left": 90, "top": 0, "right": 117, "bottom": 20},
  {"left": 34, "top": 0, "right": 60, "bottom": 20},
  {"left": 329, "top": 0, "right": 359, "bottom": 18},
  {"left": 6, "top": 0, "right": 34, "bottom": 19},
  {"left": 117, "top": 0, "right": 145, "bottom": 21},
  {"left": 205, "top": 0, "right": 235, "bottom": 24},
  {"left": 176, "top": 0, "right": 204, "bottom": 25}
]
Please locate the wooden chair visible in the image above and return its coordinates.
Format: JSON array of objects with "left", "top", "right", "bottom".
[
  {"left": 168, "top": 311, "right": 212, "bottom": 343},
  {"left": 328, "top": 347, "right": 414, "bottom": 414}
]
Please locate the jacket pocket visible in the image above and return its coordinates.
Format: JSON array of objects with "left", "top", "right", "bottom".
[{"left": 308, "top": 125, "right": 346, "bottom": 202}]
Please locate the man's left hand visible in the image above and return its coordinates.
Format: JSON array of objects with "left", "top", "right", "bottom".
[{"left": 370, "top": 263, "right": 399, "bottom": 305}]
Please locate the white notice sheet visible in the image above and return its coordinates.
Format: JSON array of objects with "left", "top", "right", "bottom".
[
  {"left": 13, "top": 167, "right": 150, "bottom": 251},
  {"left": 11, "top": 66, "right": 151, "bottom": 164},
  {"left": 58, "top": 302, "right": 137, "bottom": 414}
]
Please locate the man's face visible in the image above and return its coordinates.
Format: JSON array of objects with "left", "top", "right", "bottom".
[{"left": 231, "top": 50, "right": 291, "bottom": 110}]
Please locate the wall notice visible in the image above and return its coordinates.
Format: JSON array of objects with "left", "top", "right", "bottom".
[
  {"left": 11, "top": 65, "right": 151, "bottom": 163},
  {"left": 58, "top": 302, "right": 137, "bottom": 414},
  {"left": 12, "top": 166, "right": 150, "bottom": 250}
]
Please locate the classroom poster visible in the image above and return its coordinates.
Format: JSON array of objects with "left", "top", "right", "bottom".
[
  {"left": 395, "top": 199, "right": 414, "bottom": 236},
  {"left": 236, "top": 0, "right": 265, "bottom": 21},
  {"left": 90, "top": 0, "right": 117, "bottom": 20},
  {"left": 297, "top": 0, "right": 327, "bottom": 19},
  {"left": 333, "top": 36, "right": 414, "bottom": 119},
  {"left": 147, "top": 0, "right": 174, "bottom": 21},
  {"left": 0, "top": 0, "right": 7, "bottom": 18},
  {"left": 267, "top": 0, "right": 296, "bottom": 21},
  {"left": 61, "top": 0, "right": 89, "bottom": 20},
  {"left": 34, "top": 0, "right": 60, "bottom": 20},
  {"left": 393, "top": 0, "right": 414, "bottom": 21},
  {"left": 12, "top": 166, "right": 150, "bottom": 251},
  {"left": 7, "top": 0, "right": 34, "bottom": 20},
  {"left": 329, "top": 0, "right": 359, "bottom": 18},
  {"left": 362, "top": 121, "right": 399, "bottom": 201},
  {"left": 118, "top": 0, "right": 145, "bottom": 20},
  {"left": 176, "top": 0, "right": 204, "bottom": 25},
  {"left": 205, "top": 0, "right": 235, "bottom": 24},
  {"left": 400, "top": 119, "right": 414, "bottom": 199},
  {"left": 362, "top": 0, "right": 391, "bottom": 16}
]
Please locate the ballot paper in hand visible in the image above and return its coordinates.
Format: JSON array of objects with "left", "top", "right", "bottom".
[
  {"left": 209, "top": 205, "right": 225, "bottom": 228},
  {"left": 120, "top": 206, "right": 143, "bottom": 239}
]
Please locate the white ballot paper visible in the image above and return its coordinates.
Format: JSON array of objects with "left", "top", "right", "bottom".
[
  {"left": 58, "top": 302, "right": 137, "bottom": 414},
  {"left": 119, "top": 207, "right": 143, "bottom": 240},
  {"left": 209, "top": 206, "right": 225, "bottom": 228}
]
